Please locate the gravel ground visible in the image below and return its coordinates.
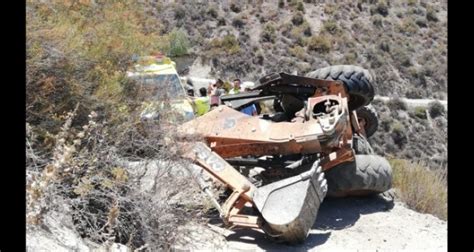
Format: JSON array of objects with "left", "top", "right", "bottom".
[{"left": 174, "top": 195, "right": 447, "bottom": 251}]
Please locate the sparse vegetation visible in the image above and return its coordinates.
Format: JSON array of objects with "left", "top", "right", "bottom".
[
  {"left": 288, "top": 0, "right": 298, "bottom": 7},
  {"left": 426, "top": 6, "right": 439, "bottom": 22},
  {"left": 415, "top": 17, "right": 428, "bottom": 28},
  {"left": 174, "top": 6, "right": 186, "bottom": 20},
  {"left": 324, "top": 3, "right": 336, "bottom": 14},
  {"left": 387, "top": 98, "right": 408, "bottom": 111},
  {"left": 407, "top": 0, "right": 418, "bottom": 6},
  {"left": 344, "top": 51, "right": 358, "bottom": 64},
  {"left": 308, "top": 35, "right": 332, "bottom": 53},
  {"left": 210, "top": 34, "right": 241, "bottom": 55},
  {"left": 389, "top": 159, "right": 447, "bottom": 220},
  {"left": 323, "top": 20, "right": 340, "bottom": 34},
  {"left": 376, "top": 1, "right": 389, "bottom": 17},
  {"left": 27, "top": 0, "right": 171, "bottom": 133},
  {"left": 289, "top": 45, "right": 306, "bottom": 60},
  {"left": 134, "top": 0, "right": 447, "bottom": 104},
  {"left": 413, "top": 106, "right": 427, "bottom": 119},
  {"left": 391, "top": 121, "right": 407, "bottom": 148},
  {"left": 428, "top": 101, "right": 445, "bottom": 118},
  {"left": 207, "top": 7, "right": 218, "bottom": 18},
  {"left": 232, "top": 15, "right": 245, "bottom": 28},
  {"left": 278, "top": 0, "right": 285, "bottom": 8},
  {"left": 262, "top": 22, "right": 277, "bottom": 43},
  {"left": 291, "top": 12, "right": 305, "bottom": 26},
  {"left": 26, "top": 104, "right": 198, "bottom": 250},
  {"left": 296, "top": 1, "right": 305, "bottom": 12},
  {"left": 230, "top": 3, "right": 241, "bottom": 13},
  {"left": 26, "top": 1, "right": 201, "bottom": 249},
  {"left": 399, "top": 17, "right": 419, "bottom": 34}
]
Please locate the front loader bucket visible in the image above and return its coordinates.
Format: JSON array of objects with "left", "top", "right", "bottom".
[{"left": 253, "top": 161, "right": 328, "bottom": 243}]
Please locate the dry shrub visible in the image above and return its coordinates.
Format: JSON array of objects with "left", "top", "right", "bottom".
[
  {"left": 308, "top": 35, "right": 332, "bottom": 53},
  {"left": 26, "top": 103, "right": 200, "bottom": 250},
  {"left": 208, "top": 34, "right": 241, "bottom": 55},
  {"left": 389, "top": 158, "right": 447, "bottom": 220},
  {"left": 26, "top": 0, "right": 171, "bottom": 134}
]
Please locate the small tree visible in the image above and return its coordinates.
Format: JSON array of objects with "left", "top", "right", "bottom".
[{"left": 168, "top": 28, "right": 190, "bottom": 57}]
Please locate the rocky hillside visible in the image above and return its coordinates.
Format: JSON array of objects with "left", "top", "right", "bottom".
[
  {"left": 149, "top": 0, "right": 448, "bottom": 169},
  {"left": 154, "top": 0, "right": 447, "bottom": 100}
]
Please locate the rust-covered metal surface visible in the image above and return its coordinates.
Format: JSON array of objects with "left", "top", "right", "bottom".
[{"left": 177, "top": 72, "right": 366, "bottom": 243}]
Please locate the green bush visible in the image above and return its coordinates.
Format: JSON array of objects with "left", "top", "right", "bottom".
[
  {"left": 392, "top": 47, "right": 412, "bottom": 67},
  {"left": 289, "top": 45, "right": 306, "bottom": 60},
  {"left": 369, "top": 53, "right": 384, "bottom": 68},
  {"left": 297, "top": 1, "right": 305, "bottom": 12},
  {"left": 391, "top": 121, "right": 407, "bottom": 147},
  {"left": 217, "top": 17, "right": 226, "bottom": 26},
  {"left": 399, "top": 17, "right": 418, "bottom": 34},
  {"left": 291, "top": 12, "right": 304, "bottom": 26},
  {"left": 207, "top": 7, "right": 218, "bottom": 18},
  {"left": 230, "top": 3, "right": 241, "bottom": 13},
  {"left": 289, "top": 21, "right": 312, "bottom": 40},
  {"left": 372, "top": 15, "right": 383, "bottom": 28},
  {"left": 428, "top": 101, "right": 445, "bottom": 118},
  {"left": 344, "top": 51, "right": 358, "bottom": 64},
  {"left": 379, "top": 40, "right": 390, "bottom": 52},
  {"left": 387, "top": 98, "right": 408, "bottom": 111},
  {"left": 323, "top": 3, "right": 336, "bottom": 14},
  {"left": 413, "top": 106, "right": 427, "bottom": 119},
  {"left": 308, "top": 35, "right": 332, "bottom": 53},
  {"left": 426, "top": 7, "right": 439, "bottom": 22},
  {"left": 232, "top": 16, "right": 245, "bottom": 28},
  {"left": 376, "top": 0, "right": 389, "bottom": 17},
  {"left": 302, "top": 21, "right": 312, "bottom": 36},
  {"left": 288, "top": 0, "right": 298, "bottom": 7},
  {"left": 261, "top": 22, "right": 277, "bottom": 43},
  {"left": 174, "top": 6, "right": 185, "bottom": 19},
  {"left": 416, "top": 18, "right": 428, "bottom": 28},
  {"left": 323, "top": 20, "right": 339, "bottom": 34},
  {"left": 168, "top": 28, "right": 190, "bottom": 57},
  {"left": 210, "top": 34, "right": 241, "bottom": 55},
  {"left": 278, "top": 0, "right": 285, "bottom": 8}
]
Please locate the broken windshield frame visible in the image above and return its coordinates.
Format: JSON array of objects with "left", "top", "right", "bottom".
[{"left": 133, "top": 74, "right": 185, "bottom": 100}]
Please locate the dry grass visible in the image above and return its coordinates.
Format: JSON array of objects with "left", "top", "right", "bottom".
[
  {"left": 26, "top": 104, "right": 198, "bottom": 250},
  {"left": 389, "top": 158, "right": 447, "bottom": 220}
]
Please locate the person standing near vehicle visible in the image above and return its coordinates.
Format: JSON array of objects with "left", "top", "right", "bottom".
[
  {"left": 194, "top": 87, "right": 210, "bottom": 116},
  {"left": 208, "top": 78, "right": 225, "bottom": 108},
  {"left": 229, "top": 78, "right": 242, "bottom": 95}
]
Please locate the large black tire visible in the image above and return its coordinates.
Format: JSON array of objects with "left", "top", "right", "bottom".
[
  {"left": 306, "top": 65, "right": 375, "bottom": 111},
  {"left": 324, "top": 155, "right": 392, "bottom": 198},
  {"left": 356, "top": 104, "right": 379, "bottom": 138},
  {"left": 352, "top": 134, "right": 375, "bottom": 155}
]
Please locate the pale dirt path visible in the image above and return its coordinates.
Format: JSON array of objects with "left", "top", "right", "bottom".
[{"left": 174, "top": 196, "right": 447, "bottom": 251}]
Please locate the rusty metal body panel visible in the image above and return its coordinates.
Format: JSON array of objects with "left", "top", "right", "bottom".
[{"left": 177, "top": 72, "right": 367, "bottom": 243}]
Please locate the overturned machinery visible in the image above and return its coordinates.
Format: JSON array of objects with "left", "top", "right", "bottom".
[{"left": 177, "top": 65, "right": 392, "bottom": 243}]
